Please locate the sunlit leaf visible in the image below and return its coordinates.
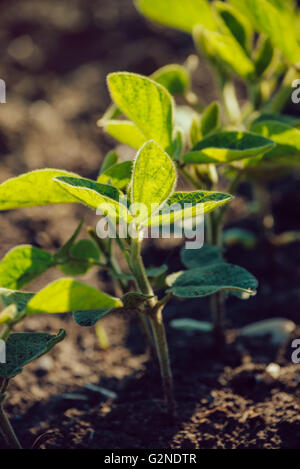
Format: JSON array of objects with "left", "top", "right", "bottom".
[
  {"left": 107, "top": 72, "right": 174, "bottom": 150},
  {"left": 0, "top": 169, "right": 79, "bottom": 210},
  {"left": 101, "top": 120, "right": 147, "bottom": 149},
  {"left": 194, "top": 26, "right": 255, "bottom": 79},
  {"left": 97, "top": 161, "right": 133, "bottom": 190},
  {"left": 181, "top": 243, "right": 222, "bottom": 269},
  {"left": 214, "top": 1, "right": 253, "bottom": 53},
  {"left": 229, "top": 0, "right": 300, "bottom": 64},
  {"left": 0, "top": 330, "right": 65, "bottom": 378},
  {"left": 151, "top": 64, "right": 190, "bottom": 95},
  {"left": 54, "top": 176, "right": 132, "bottom": 224},
  {"left": 183, "top": 131, "right": 275, "bottom": 164},
  {"left": 135, "top": 0, "right": 218, "bottom": 33},
  {"left": 131, "top": 140, "right": 176, "bottom": 224},
  {"left": 251, "top": 120, "right": 300, "bottom": 165},
  {"left": 148, "top": 191, "right": 233, "bottom": 227},
  {"left": 0, "top": 246, "right": 53, "bottom": 290},
  {"left": 25, "top": 278, "right": 122, "bottom": 315},
  {"left": 167, "top": 263, "right": 258, "bottom": 297}
]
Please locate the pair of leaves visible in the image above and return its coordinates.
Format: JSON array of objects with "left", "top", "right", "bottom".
[
  {"left": 54, "top": 141, "right": 233, "bottom": 229},
  {"left": 0, "top": 329, "right": 65, "bottom": 379},
  {"left": 183, "top": 131, "right": 275, "bottom": 164}
]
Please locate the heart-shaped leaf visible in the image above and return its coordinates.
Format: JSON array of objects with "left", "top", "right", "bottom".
[
  {"left": 167, "top": 262, "right": 258, "bottom": 297},
  {"left": 151, "top": 64, "right": 190, "bottom": 95},
  {"left": 0, "top": 329, "right": 65, "bottom": 378},
  {"left": 194, "top": 26, "right": 255, "bottom": 79},
  {"left": 131, "top": 140, "right": 176, "bottom": 224},
  {"left": 0, "top": 245, "right": 53, "bottom": 290},
  {"left": 58, "top": 239, "right": 100, "bottom": 276},
  {"left": 0, "top": 169, "right": 80, "bottom": 210},
  {"left": 107, "top": 72, "right": 174, "bottom": 151},
  {"left": 183, "top": 131, "right": 275, "bottom": 164},
  {"left": 135, "top": 0, "right": 218, "bottom": 33},
  {"left": 97, "top": 161, "right": 133, "bottom": 190},
  {"left": 101, "top": 120, "right": 147, "bottom": 150},
  {"left": 251, "top": 120, "right": 300, "bottom": 165},
  {"left": 25, "top": 279, "right": 122, "bottom": 315},
  {"left": 147, "top": 191, "right": 233, "bottom": 227},
  {"left": 54, "top": 176, "right": 132, "bottom": 224},
  {"left": 181, "top": 243, "right": 222, "bottom": 269}
]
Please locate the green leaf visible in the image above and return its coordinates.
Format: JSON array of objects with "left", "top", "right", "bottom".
[
  {"left": 151, "top": 64, "right": 190, "bottom": 95},
  {"left": 214, "top": 1, "right": 252, "bottom": 53},
  {"left": 223, "top": 228, "right": 257, "bottom": 249},
  {"left": 25, "top": 278, "right": 122, "bottom": 315},
  {"left": 101, "top": 120, "right": 147, "bottom": 150},
  {"left": 58, "top": 239, "right": 100, "bottom": 276},
  {"left": 97, "top": 161, "right": 133, "bottom": 190},
  {"left": 0, "top": 329, "right": 66, "bottom": 378},
  {"left": 200, "top": 101, "right": 220, "bottom": 137},
  {"left": 171, "top": 318, "right": 213, "bottom": 332},
  {"left": 181, "top": 243, "right": 222, "bottom": 269},
  {"left": 167, "top": 263, "right": 258, "bottom": 297},
  {"left": 131, "top": 140, "right": 176, "bottom": 224},
  {"left": 135, "top": 0, "right": 218, "bottom": 33},
  {"left": 254, "top": 36, "right": 274, "bottom": 77},
  {"left": 99, "top": 150, "right": 119, "bottom": 174},
  {"left": 54, "top": 220, "right": 83, "bottom": 264},
  {"left": 148, "top": 190, "right": 233, "bottom": 227},
  {"left": 183, "top": 131, "right": 275, "bottom": 164},
  {"left": 229, "top": 0, "right": 300, "bottom": 64},
  {"left": 251, "top": 120, "right": 300, "bottom": 165},
  {"left": 194, "top": 26, "right": 255, "bottom": 79},
  {"left": 54, "top": 176, "right": 132, "bottom": 224},
  {"left": 107, "top": 72, "right": 174, "bottom": 150},
  {"left": 0, "top": 288, "right": 34, "bottom": 313},
  {"left": 0, "top": 246, "right": 53, "bottom": 290},
  {"left": 0, "top": 169, "right": 80, "bottom": 210},
  {"left": 73, "top": 309, "right": 112, "bottom": 327},
  {"left": 252, "top": 113, "right": 300, "bottom": 128}
]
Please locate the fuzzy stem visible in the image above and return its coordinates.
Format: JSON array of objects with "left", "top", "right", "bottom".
[{"left": 130, "top": 237, "right": 175, "bottom": 416}]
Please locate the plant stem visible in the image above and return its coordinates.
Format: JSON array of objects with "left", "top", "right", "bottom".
[
  {"left": 0, "top": 379, "right": 22, "bottom": 449},
  {"left": 0, "top": 405, "right": 22, "bottom": 449},
  {"left": 0, "top": 324, "right": 11, "bottom": 341},
  {"left": 130, "top": 236, "right": 175, "bottom": 416},
  {"left": 149, "top": 305, "right": 175, "bottom": 417}
]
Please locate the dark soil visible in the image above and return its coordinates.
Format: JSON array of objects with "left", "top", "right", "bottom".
[{"left": 0, "top": 0, "right": 300, "bottom": 450}]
